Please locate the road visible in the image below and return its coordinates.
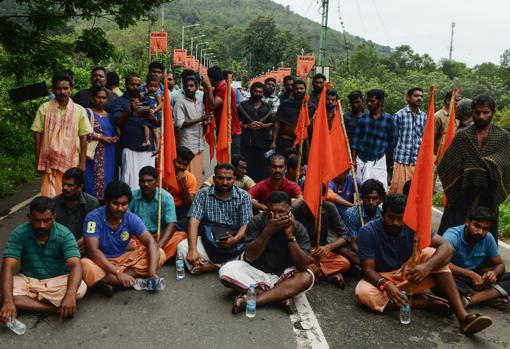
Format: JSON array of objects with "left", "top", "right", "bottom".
[{"left": 0, "top": 179, "right": 509, "bottom": 348}]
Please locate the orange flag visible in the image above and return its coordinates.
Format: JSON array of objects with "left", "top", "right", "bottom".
[
  {"left": 403, "top": 86, "right": 436, "bottom": 251},
  {"left": 303, "top": 82, "right": 336, "bottom": 219},
  {"left": 162, "top": 76, "right": 178, "bottom": 191},
  {"left": 216, "top": 92, "right": 230, "bottom": 163},
  {"left": 435, "top": 90, "right": 457, "bottom": 164},
  {"left": 330, "top": 102, "right": 352, "bottom": 176},
  {"left": 293, "top": 95, "right": 311, "bottom": 146},
  {"left": 204, "top": 98, "right": 216, "bottom": 161}
]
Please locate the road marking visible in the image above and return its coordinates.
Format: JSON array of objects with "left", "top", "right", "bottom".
[
  {"left": 0, "top": 195, "right": 38, "bottom": 221},
  {"left": 432, "top": 206, "right": 510, "bottom": 251},
  {"left": 290, "top": 294, "right": 329, "bottom": 349}
]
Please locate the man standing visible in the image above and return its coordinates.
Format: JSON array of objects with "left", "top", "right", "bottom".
[
  {"left": 0, "top": 197, "right": 86, "bottom": 321},
  {"left": 141, "top": 61, "right": 165, "bottom": 96},
  {"left": 434, "top": 90, "right": 462, "bottom": 153},
  {"left": 54, "top": 168, "right": 99, "bottom": 255},
  {"left": 355, "top": 194, "right": 493, "bottom": 335},
  {"left": 309, "top": 73, "right": 326, "bottom": 113},
  {"left": 219, "top": 191, "right": 314, "bottom": 313},
  {"left": 438, "top": 96, "right": 510, "bottom": 243},
  {"left": 112, "top": 73, "right": 159, "bottom": 189},
  {"left": 444, "top": 207, "right": 510, "bottom": 311},
  {"left": 389, "top": 88, "right": 427, "bottom": 193},
  {"left": 202, "top": 66, "right": 241, "bottom": 155},
  {"left": 351, "top": 89, "right": 397, "bottom": 190},
  {"left": 278, "top": 75, "right": 294, "bottom": 102},
  {"left": 81, "top": 181, "right": 165, "bottom": 294},
  {"left": 343, "top": 90, "right": 365, "bottom": 144},
  {"left": 174, "top": 77, "right": 210, "bottom": 185},
  {"left": 31, "top": 72, "right": 92, "bottom": 197},
  {"left": 129, "top": 166, "right": 187, "bottom": 262},
  {"left": 239, "top": 82, "right": 274, "bottom": 182},
  {"left": 177, "top": 164, "right": 253, "bottom": 274},
  {"left": 455, "top": 98, "right": 474, "bottom": 132},
  {"left": 106, "top": 72, "right": 123, "bottom": 97},
  {"left": 74, "top": 67, "right": 118, "bottom": 111},
  {"left": 250, "top": 155, "right": 303, "bottom": 212},
  {"left": 262, "top": 77, "right": 280, "bottom": 118}
]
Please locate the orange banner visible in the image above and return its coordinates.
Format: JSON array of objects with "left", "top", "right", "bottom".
[
  {"left": 184, "top": 56, "right": 194, "bottom": 70},
  {"left": 296, "top": 56, "right": 316, "bottom": 78},
  {"left": 150, "top": 32, "right": 168, "bottom": 54},
  {"left": 277, "top": 68, "right": 292, "bottom": 83},
  {"left": 173, "top": 49, "right": 186, "bottom": 67}
]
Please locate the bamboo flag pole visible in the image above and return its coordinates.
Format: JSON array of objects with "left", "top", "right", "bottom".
[
  {"left": 227, "top": 73, "right": 233, "bottom": 163},
  {"left": 433, "top": 88, "right": 457, "bottom": 184},
  {"left": 315, "top": 190, "right": 324, "bottom": 249},
  {"left": 296, "top": 75, "right": 313, "bottom": 183},
  {"left": 156, "top": 71, "right": 167, "bottom": 242},
  {"left": 337, "top": 102, "right": 364, "bottom": 226}
]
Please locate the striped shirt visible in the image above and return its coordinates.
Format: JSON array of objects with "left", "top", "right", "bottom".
[
  {"left": 352, "top": 111, "right": 397, "bottom": 162},
  {"left": 3, "top": 222, "right": 80, "bottom": 279},
  {"left": 393, "top": 106, "right": 427, "bottom": 165},
  {"left": 188, "top": 186, "right": 252, "bottom": 228}
]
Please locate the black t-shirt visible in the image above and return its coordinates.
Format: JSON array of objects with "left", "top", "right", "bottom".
[{"left": 244, "top": 212, "right": 310, "bottom": 275}]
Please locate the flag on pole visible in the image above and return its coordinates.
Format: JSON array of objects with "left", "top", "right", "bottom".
[
  {"left": 403, "top": 86, "right": 436, "bottom": 251},
  {"left": 330, "top": 102, "right": 352, "bottom": 176},
  {"left": 303, "top": 82, "right": 336, "bottom": 218},
  {"left": 216, "top": 93, "right": 230, "bottom": 163},
  {"left": 162, "top": 76, "right": 178, "bottom": 190},
  {"left": 293, "top": 95, "right": 311, "bottom": 146}
]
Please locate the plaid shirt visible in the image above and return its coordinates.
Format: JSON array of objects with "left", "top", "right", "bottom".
[
  {"left": 188, "top": 185, "right": 252, "bottom": 228},
  {"left": 393, "top": 106, "right": 427, "bottom": 165},
  {"left": 344, "top": 204, "right": 382, "bottom": 239},
  {"left": 352, "top": 111, "right": 397, "bottom": 162}
]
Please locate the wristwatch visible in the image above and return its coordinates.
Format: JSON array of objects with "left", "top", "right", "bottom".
[
  {"left": 287, "top": 236, "right": 297, "bottom": 243},
  {"left": 376, "top": 277, "right": 386, "bottom": 290}
]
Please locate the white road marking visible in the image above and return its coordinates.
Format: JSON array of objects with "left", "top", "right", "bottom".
[
  {"left": 0, "top": 195, "right": 38, "bottom": 221},
  {"left": 432, "top": 206, "right": 443, "bottom": 215},
  {"left": 290, "top": 294, "right": 329, "bottom": 349}
]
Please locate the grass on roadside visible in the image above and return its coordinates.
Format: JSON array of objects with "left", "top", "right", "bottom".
[{"left": 0, "top": 153, "right": 38, "bottom": 197}]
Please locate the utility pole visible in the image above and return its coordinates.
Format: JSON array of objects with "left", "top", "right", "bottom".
[
  {"left": 318, "top": 0, "right": 329, "bottom": 66},
  {"left": 448, "top": 22, "right": 455, "bottom": 61}
]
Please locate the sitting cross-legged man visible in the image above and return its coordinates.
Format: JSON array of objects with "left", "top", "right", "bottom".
[
  {"left": 444, "top": 207, "right": 510, "bottom": 311},
  {"left": 81, "top": 181, "right": 165, "bottom": 295},
  {"left": 220, "top": 191, "right": 314, "bottom": 314},
  {"left": 0, "top": 197, "right": 86, "bottom": 322},
  {"left": 355, "top": 193, "right": 493, "bottom": 335}
]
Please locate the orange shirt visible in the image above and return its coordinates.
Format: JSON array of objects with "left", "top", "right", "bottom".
[{"left": 168, "top": 171, "right": 197, "bottom": 207}]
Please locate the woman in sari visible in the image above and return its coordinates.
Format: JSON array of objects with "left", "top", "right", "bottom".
[{"left": 85, "top": 86, "right": 118, "bottom": 202}]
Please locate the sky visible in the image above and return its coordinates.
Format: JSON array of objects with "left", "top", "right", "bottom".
[{"left": 272, "top": 0, "right": 509, "bottom": 67}]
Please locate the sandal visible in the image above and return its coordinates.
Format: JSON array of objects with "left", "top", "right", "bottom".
[
  {"left": 279, "top": 298, "right": 294, "bottom": 315},
  {"left": 421, "top": 294, "right": 451, "bottom": 316},
  {"left": 462, "top": 296, "right": 471, "bottom": 309},
  {"left": 488, "top": 296, "right": 509, "bottom": 311},
  {"left": 325, "top": 273, "right": 345, "bottom": 289},
  {"left": 462, "top": 313, "right": 492, "bottom": 335},
  {"left": 232, "top": 294, "right": 247, "bottom": 315}
]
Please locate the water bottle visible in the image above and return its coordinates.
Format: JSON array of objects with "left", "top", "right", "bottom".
[
  {"left": 245, "top": 284, "right": 256, "bottom": 319},
  {"left": 176, "top": 252, "right": 185, "bottom": 281},
  {"left": 400, "top": 290, "right": 411, "bottom": 324},
  {"left": 133, "top": 277, "right": 166, "bottom": 291},
  {"left": 6, "top": 317, "right": 26, "bottom": 335}
]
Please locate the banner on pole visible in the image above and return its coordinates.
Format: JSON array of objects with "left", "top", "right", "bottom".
[
  {"left": 296, "top": 56, "right": 316, "bottom": 78},
  {"left": 173, "top": 48, "right": 186, "bottom": 66},
  {"left": 277, "top": 68, "right": 292, "bottom": 83},
  {"left": 150, "top": 32, "right": 168, "bottom": 54},
  {"left": 184, "top": 56, "right": 194, "bottom": 70}
]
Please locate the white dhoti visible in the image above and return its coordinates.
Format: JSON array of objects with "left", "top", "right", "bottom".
[
  {"left": 121, "top": 148, "right": 154, "bottom": 190},
  {"left": 356, "top": 155, "right": 388, "bottom": 191}
]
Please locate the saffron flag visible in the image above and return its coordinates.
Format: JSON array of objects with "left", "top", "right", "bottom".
[
  {"left": 403, "top": 86, "right": 436, "bottom": 251},
  {"left": 204, "top": 98, "right": 216, "bottom": 161},
  {"left": 303, "top": 82, "right": 336, "bottom": 219},
  {"left": 293, "top": 95, "right": 311, "bottom": 146},
  {"left": 330, "top": 102, "right": 352, "bottom": 176},
  {"left": 435, "top": 90, "right": 457, "bottom": 164},
  {"left": 216, "top": 90, "right": 230, "bottom": 163},
  {"left": 162, "top": 76, "right": 178, "bottom": 191}
]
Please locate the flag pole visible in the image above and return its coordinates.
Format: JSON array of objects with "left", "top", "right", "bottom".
[
  {"left": 316, "top": 190, "right": 324, "bottom": 249},
  {"left": 296, "top": 74, "right": 313, "bottom": 183},
  {"left": 227, "top": 73, "right": 233, "bottom": 163},
  {"left": 336, "top": 102, "right": 364, "bottom": 226},
  {"left": 156, "top": 72, "right": 167, "bottom": 242},
  {"left": 433, "top": 88, "right": 457, "bottom": 184}
]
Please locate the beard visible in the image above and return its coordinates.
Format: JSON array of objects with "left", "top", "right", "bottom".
[
  {"left": 251, "top": 95, "right": 263, "bottom": 102},
  {"left": 126, "top": 89, "right": 140, "bottom": 98},
  {"left": 326, "top": 104, "right": 335, "bottom": 111},
  {"left": 293, "top": 92, "right": 305, "bottom": 101}
]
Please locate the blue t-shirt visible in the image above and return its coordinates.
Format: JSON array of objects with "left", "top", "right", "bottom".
[
  {"left": 83, "top": 206, "right": 147, "bottom": 258},
  {"left": 443, "top": 224, "right": 499, "bottom": 270},
  {"left": 358, "top": 218, "right": 418, "bottom": 272}
]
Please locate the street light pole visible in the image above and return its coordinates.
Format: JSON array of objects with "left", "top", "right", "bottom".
[
  {"left": 181, "top": 23, "right": 199, "bottom": 49},
  {"left": 190, "top": 34, "right": 205, "bottom": 57}
]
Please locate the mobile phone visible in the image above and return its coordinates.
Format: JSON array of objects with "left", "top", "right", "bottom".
[{"left": 264, "top": 149, "right": 275, "bottom": 158}]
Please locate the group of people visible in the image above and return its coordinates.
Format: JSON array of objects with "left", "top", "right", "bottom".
[{"left": 1, "top": 61, "right": 509, "bottom": 337}]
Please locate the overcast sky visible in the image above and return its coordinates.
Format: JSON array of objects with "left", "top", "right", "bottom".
[{"left": 272, "top": 0, "right": 509, "bottom": 67}]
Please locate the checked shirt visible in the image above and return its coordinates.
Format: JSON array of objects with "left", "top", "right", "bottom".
[
  {"left": 393, "top": 106, "right": 427, "bottom": 165},
  {"left": 352, "top": 111, "right": 397, "bottom": 162}
]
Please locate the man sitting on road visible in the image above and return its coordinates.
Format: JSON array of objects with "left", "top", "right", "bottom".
[
  {"left": 54, "top": 167, "right": 99, "bottom": 255},
  {"left": 0, "top": 197, "right": 86, "bottom": 322},
  {"left": 220, "top": 191, "right": 314, "bottom": 313},
  {"left": 202, "top": 154, "right": 255, "bottom": 191},
  {"left": 355, "top": 193, "right": 493, "bottom": 335},
  {"left": 81, "top": 181, "right": 165, "bottom": 295},
  {"left": 129, "top": 166, "right": 187, "bottom": 262},
  {"left": 293, "top": 196, "right": 353, "bottom": 287},
  {"left": 444, "top": 207, "right": 510, "bottom": 311},
  {"left": 250, "top": 154, "right": 302, "bottom": 212},
  {"left": 177, "top": 163, "right": 252, "bottom": 274}
]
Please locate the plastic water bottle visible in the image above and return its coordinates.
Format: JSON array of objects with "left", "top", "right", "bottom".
[
  {"left": 6, "top": 317, "right": 26, "bottom": 335},
  {"left": 176, "top": 252, "right": 185, "bottom": 281},
  {"left": 400, "top": 290, "right": 411, "bottom": 324},
  {"left": 133, "top": 277, "right": 166, "bottom": 291},
  {"left": 245, "top": 284, "right": 256, "bottom": 319}
]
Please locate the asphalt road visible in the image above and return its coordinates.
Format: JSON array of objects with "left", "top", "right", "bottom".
[{"left": 0, "top": 178, "right": 509, "bottom": 348}]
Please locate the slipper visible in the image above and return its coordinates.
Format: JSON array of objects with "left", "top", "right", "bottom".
[
  {"left": 488, "top": 296, "right": 509, "bottom": 311},
  {"left": 325, "top": 273, "right": 345, "bottom": 289},
  {"left": 421, "top": 294, "right": 451, "bottom": 316},
  {"left": 279, "top": 298, "right": 294, "bottom": 315},
  {"left": 232, "top": 294, "right": 246, "bottom": 315},
  {"left": 462, "top": 313, "right": 492, "bottom": 335}
]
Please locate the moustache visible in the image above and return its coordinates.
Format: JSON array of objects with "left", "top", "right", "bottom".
[{"left": 34, "top": 228, "right": 50, "bottom": 236}]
